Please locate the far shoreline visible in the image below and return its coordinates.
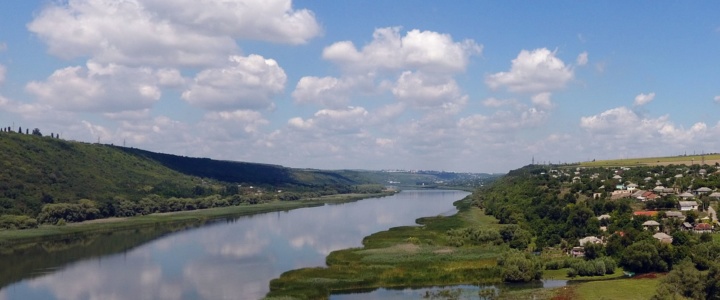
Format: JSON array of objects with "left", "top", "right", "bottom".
[{"left": 0, "top": 191, "right": 397, "bottom": 248}]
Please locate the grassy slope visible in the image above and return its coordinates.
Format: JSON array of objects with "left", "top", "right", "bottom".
[{"left": 0, "top": 133, "right": 199, "bottom": 215}]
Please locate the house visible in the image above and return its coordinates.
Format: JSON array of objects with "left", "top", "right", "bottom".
[
  {"left": 665, "top": 211, "right": 684, "bottom": 219},
  {"left": 642, "top": 220, "right": 660, "bottom": 231},
  {"left": 613, "top": 174, "right": 622, "bottom": 180},
  {"left": 644, "top": 177, "right": 653, "bottom": 182},
  {"left": 597, "top": 214, "right": 611, "bottom": 221},
  {"left": 579, "top": 236, "right": 604, "bottom": 246},
  {"left": 570, "top": 246, "right": 585, "bottom": 258},
  {"left": 641, "top": 191, "right": 659, "bottom": 201},
  {"left": 572, "top": 176, "right": 581, "bottom": 183},
  {"left": 678, "top": 192, "right": 695, "bottom": 199},
  {"left": 653, "top": 186, "right": 665, "bottom": 193},
  {"left": 696, "top": 187, "right": 713, "bottom": 194},
  {"left": 653, "top": 232, "right": 673, "bottom": 244},
  {"left": 679, "top": 201, "right": 699, "bottom": 211},
  {"left": 710, "top": 192, "right": 720, "bottom": 199},
  {"left": 699, "top": 169, "right": 708, "bottom": 176},
  {"left": 627, "top": 183, "right": 639, "bottom": 191},
  {"left": 694, "top": 223, "right": 713, "bottom": 234},
  {"left": 615, "top": 184, "right": 626, "bottom": 190},
  {"left": 683, "top": 222, "right": 694, "bottom": 231},
  {"left": 611, "top": 190, "right": 632, "bottom": 200}
]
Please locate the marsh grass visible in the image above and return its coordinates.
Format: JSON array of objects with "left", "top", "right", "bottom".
[{"left": 266, "top": 200, "right": 506, "bottom": 299}]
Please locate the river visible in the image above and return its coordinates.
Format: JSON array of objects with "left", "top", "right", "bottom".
[{"left": 0, "top": 190, "right": 469, "bottom": 300}]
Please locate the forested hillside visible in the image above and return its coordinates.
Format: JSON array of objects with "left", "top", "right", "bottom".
[{"left": 0, "top": 131, "right": 374, "bottom": 228}]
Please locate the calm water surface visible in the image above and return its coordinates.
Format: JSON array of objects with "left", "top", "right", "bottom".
[{"left": 1, "top": 190, "right": 469, "bottom": 300}]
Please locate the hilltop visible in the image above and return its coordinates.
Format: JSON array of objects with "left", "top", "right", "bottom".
[{"left": 577, "top": 153, "right": 720, "bottom": 168}]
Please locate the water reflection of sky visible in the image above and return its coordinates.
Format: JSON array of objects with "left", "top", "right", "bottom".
[{"left": 3, "top": 190, "right": 468, "bottom": 300}]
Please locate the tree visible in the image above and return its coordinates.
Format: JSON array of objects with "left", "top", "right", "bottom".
[
  {"left": 583, "top": 242, "right": 604, "bottom": 260},
  {"left": 621, "top": 240, "right": 668, "bottom": 273},
  {"left": 652, "top": 259, "right": 704, "bottom": 300},
  {"left": 32, "top": 128, "right": 42, "bottom": 136},
  {"left": 497, "top": 249, "right": 543, "bottom": 282}
]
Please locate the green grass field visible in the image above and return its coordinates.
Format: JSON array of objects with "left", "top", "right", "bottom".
[{"left": 572, "top": 277, "right": 662, "bottom": 300}]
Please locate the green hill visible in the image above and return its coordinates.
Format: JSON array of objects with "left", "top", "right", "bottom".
[{"left": 0, "top": 131, "right": 363, "bottom": 223}]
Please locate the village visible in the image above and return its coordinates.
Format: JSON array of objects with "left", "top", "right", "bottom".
[{"left": 546, "top": 164, "right": 720, "bottom": 258}]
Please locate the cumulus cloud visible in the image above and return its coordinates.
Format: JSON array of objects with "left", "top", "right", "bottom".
[
  {"left": 26, "top": 62, "right": 162, "bottom": 112},
  {"left": 580, "top": 106, "right": 709, "bottom": 144},
  {"left": 531, "top": 92, "right": 553, "bottom": 109},
  {"left": 28, "top": 0, "right": 320, "bottom": 67},
  {"left": 292, "top": 75, "right": 374, "bottom": 108},
  {"left": 576, "top": 51, "right": 588, "bottom": 66},
  {"left": 633, "top": 92, "right": 655, "bottom": 107},
  {"left": 486, "top": 48, "right": 573, "bottom": 93},
  {"left": 322, "top": 27, "right": 481, "bottom": 73},
  {"left": 182, "top": 55, "right": 286, "bottom": 110},
  {"left": 288, "top": 106, "right": 369, "bottom": 134},
  {"left": 392, "top": 71, "right": 464, "bottom": 109},
  {"left": 204, "top": 110, "right": 269, "bottom": 134},
  {"left": 482, "top": 97, "right": 518, "bottom": 108}
]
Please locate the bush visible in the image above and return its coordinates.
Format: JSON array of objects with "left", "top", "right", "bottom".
[
  {"left": 0, "top": 215, "right": 39, "bottom": 230},
  {"left": 497, "top": 249, "right": 543, "bottom": 282}
]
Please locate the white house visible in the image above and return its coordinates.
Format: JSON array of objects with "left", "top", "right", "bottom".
[{"left": 679, "top": 201, "right": 699, "bottom": 211}]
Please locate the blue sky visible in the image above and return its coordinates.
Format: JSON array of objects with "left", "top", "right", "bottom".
[{"left": 0, "top": 1, "right": 719, "bottom": 173}]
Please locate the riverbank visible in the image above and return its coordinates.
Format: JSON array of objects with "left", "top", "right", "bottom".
[{"left": 0, "top": 192, "right": 395, "bottom": 248}]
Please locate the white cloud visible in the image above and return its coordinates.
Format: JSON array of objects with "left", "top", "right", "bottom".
[
  {"left": 392, "top": 71, "right": 464, "bottom": 109},
  {"left": 204, "top": 110, "right": 269, "bottom": 134},
  {"left": 322, "top": 27, "right": 481, "bottom": 73},
  {"left": 0, "top": 64, "right": 5, "bottom": 84},
  {"left": 458, "top": 107, "right": 548, "bottom": 133},
  {"left": 288, "top": 106, "right": 368, "bottom": 134},
  {"left": 575, "top": 106, "right": 720, "bottom": 161},
  {"left": 142, "top": 0, "right": 321, "bottom": 44},
  {"left": 633, "top": 92, "right": 655, "bottom": 106},
  {"left": 292, "top": 75, "right": 374, "bottom": 108},
  {"left": 103, "top": 109, "right": 151, "bottom": 121},
  {"left": 580, "top": 106, "right": 708, "bottom": 143},
  {"left": 482, "top": 97, "right": 518, "bottom": 108},
  {"left": 576, "top": 51, "right": 588, "bottom": 66},
  {"left": 28, "top": 0, "right": 319, "bottom": 68},
  {"left": 531, "top": 92, "right": 553, "bottom": 109},
  {"left": 182, "top": 55, "right": 286, "bottom": 110},
  {"left": 714, "top": 95, "right": 720, "bottom": 103},
  {"left": 26, "top": 62, "right": 162, "bottom": 112},
  {"left": 486, "top": 48, "right": 573, "bottom": 93}
]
